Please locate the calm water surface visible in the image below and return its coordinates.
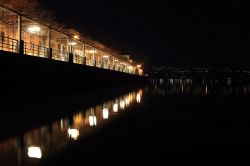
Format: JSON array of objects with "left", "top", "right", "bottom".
[{"left": 1, "top": 78, "right": 250, "bottom": 165}]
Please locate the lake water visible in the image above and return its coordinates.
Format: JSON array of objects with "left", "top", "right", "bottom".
[{"left": 1, "top": 78, "right": 250, "bottom": 165}]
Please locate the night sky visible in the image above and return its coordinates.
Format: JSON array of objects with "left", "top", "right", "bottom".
[{"left": 41, "top": 0, "right": 249, "bottom": 69}]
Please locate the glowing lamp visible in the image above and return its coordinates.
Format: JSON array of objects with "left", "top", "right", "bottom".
[
  {"left": 74, "top": 35, "right": 79, "bottom": 39},
  {"left": 28, "top": 26, "right": 41, "bottom": 34},
  {"left": 69, "top": 42, "right": 77, "bottom": 46},
  {"left": 103, "top": 55, "right": 109, "bottom": 58},
  {"left": 86, "top": 50, "right": 97, "bottom": 53}
]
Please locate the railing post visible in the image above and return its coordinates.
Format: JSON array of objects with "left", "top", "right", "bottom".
[
  {"left": 69, "top": 53, "right": 74, "bottom": 63},
  {"left": 83, "top": 56, "right": 86, "bottom": 65},
  {"left": 17, "top": 15, "right": 24, "bottom": 54},
  {"left": 48, "top": 48, "right": 52, "bottom": 59},
  {"left": 47, "top": 28, "right": 52, "bottom": 59},
  {"left": 19, "top": 40, "right": 24, "bottom": 54}
]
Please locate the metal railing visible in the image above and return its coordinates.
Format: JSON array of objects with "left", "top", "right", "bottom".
[
  {"left": 0, "top": 35, "right": 19, "bottom": 53},
  {"left": 52, "top": 49, "right": 69, "bottom": 62},
  {"left": 73, "top": 54, "right": 83, "bottom": 64},
  {"left": 24, "top": 42, "right": 49, "bottom": 58}
]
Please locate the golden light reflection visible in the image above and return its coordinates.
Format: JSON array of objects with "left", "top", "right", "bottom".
[
  {"left": 68, "top": 128, "right": 80, "bottom": 140},
  {"left": 73, "top": 113, "right": 84, "bottom": 128},
  {"left": 120, "top": 100, "right": 125, "bottom": 110},
  {"left": 89, "top": 116, "right": 97, "bottom": 126},
  {"left": 102, "top": 108, "right": 109, "bottom": 119},
  {"left": 113, "top": 103, "right": 118, "bottom": 112},
  {"left": 136, "top": 90, "right": 143, "bottom": 103},
  {"left": 60, "top": 119, "right": 64, "bottom": 131},
  {"left": 205, "top": 85, "right": 208, "bottom": 95},
  {"left": 0, "top": 88, "right": 145, "bottom": 165},
  {"left": 27, "top": 146, "right": 42, "bottom": 159},
  {"left": 125, "top": 97, "right": 130, "bottom": 106}
]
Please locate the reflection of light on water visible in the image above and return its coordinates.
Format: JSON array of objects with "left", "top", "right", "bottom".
[
  {"left": 89, "top": 116, "right": 97, "bottom": 126},
  {"left": 60, "top": 119, "right": 64, "bottom": 130},
  {"left": 73, "top": 113, "right": 84, "bottom": 128},
  {"left": 120, "top": 100, "right": 125, "bottom": 110},
  {"left": 125, "top": 97, "right": 130, "bottom": 106},
  {"left": 102, "top": 108, "right": 109, "bottom": 119},
  {"left": 136, "top": 90, "right": 143, "bottom": 103},
  {"left": 68, "top": 128, "right": 80, "bottom": 140},
  {"left": 205, "top": 85, "right": 208, "bottom": 95},
  {"left": 28, "top": 146, "right": 42, "bottom": 159},
  {"left": 113, "top": 103, "right": 118, "bottom": 112}
]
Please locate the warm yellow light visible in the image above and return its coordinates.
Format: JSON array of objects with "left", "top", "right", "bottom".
[
  {"left": 28, "top": 146, "right": 42, "bottom": 159},
  {"left": 125, "top": 97, "right": 130, "bottom": 106},
  {"left": 28, "top": 26, "right": 41, "bottom": 33},
  {"left": 136, "top": 93, "right": 141, "bottom": 103},
  {"left": 103, "top": 108, "right": 109, "bottom": 119},
  {"left": 129, "top": 60, "right": 133, "bottom": 63},
  {"left": 68, "top": 128, "right": 80, "bottom": 140},
  {"left": 136, "top": 90, "right": 143, "bottom": 103},
  {"left": 137, "top": 65, "right": 142, "bottom": 68},
  {"left": 74, "top": 35, "right": 79, "bottom": 39},
  {"left": 86, "top": 50, "right": 97, "bottom": 53},
  {"left": 120, "top": 100, "right": 125, "bottom": 110},
  {"left": 69, "top": 42, "right": 77, "bottom": 46},
  {"left": 113, "top": 103, "right": 118, "bottom": 112},
  {"left": 114, "top": 59, "right": 118, "bottom": 62},
  {"left": 103, "top": 55, "right": 109, "bottom": 58},
  {"left": 89, "top": 116, "right": 97, "bottom": 126}
]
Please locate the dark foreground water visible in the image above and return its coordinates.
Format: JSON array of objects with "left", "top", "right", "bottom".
[{"left": 1, "top": 78, "right": 250, "bottom": 165}]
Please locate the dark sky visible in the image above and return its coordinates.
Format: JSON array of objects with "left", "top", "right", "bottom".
[{"left": 41, "top": 0, "right": 249, "bottom": 69}]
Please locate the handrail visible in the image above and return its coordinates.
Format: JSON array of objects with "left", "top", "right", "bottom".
[
  {"left": 52, "top": 49, "right": 69, "bottom": 62},
  {"left": 0, "top": 35, "right": 19, "bottom": 53},
  {"left": 24, "top": 42, "right": 49, "bottom": 58}
]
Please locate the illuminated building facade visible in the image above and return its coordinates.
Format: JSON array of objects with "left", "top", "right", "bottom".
[{"left": 0, "top": 6, "right": 144, "bottom": 75}]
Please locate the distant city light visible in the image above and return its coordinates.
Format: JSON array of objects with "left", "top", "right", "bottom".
[
  {"left": 28, "top": 26, "right": 41, "bottom": 34},
  {"left": 103, "top": 108, "right": 109, "bottom": 119},
  {"left": 28, "top": 146, "right": 42, "bottom": 159},
  {"left": 68, "top": 128, "right": 80, "bottom": 140}
]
